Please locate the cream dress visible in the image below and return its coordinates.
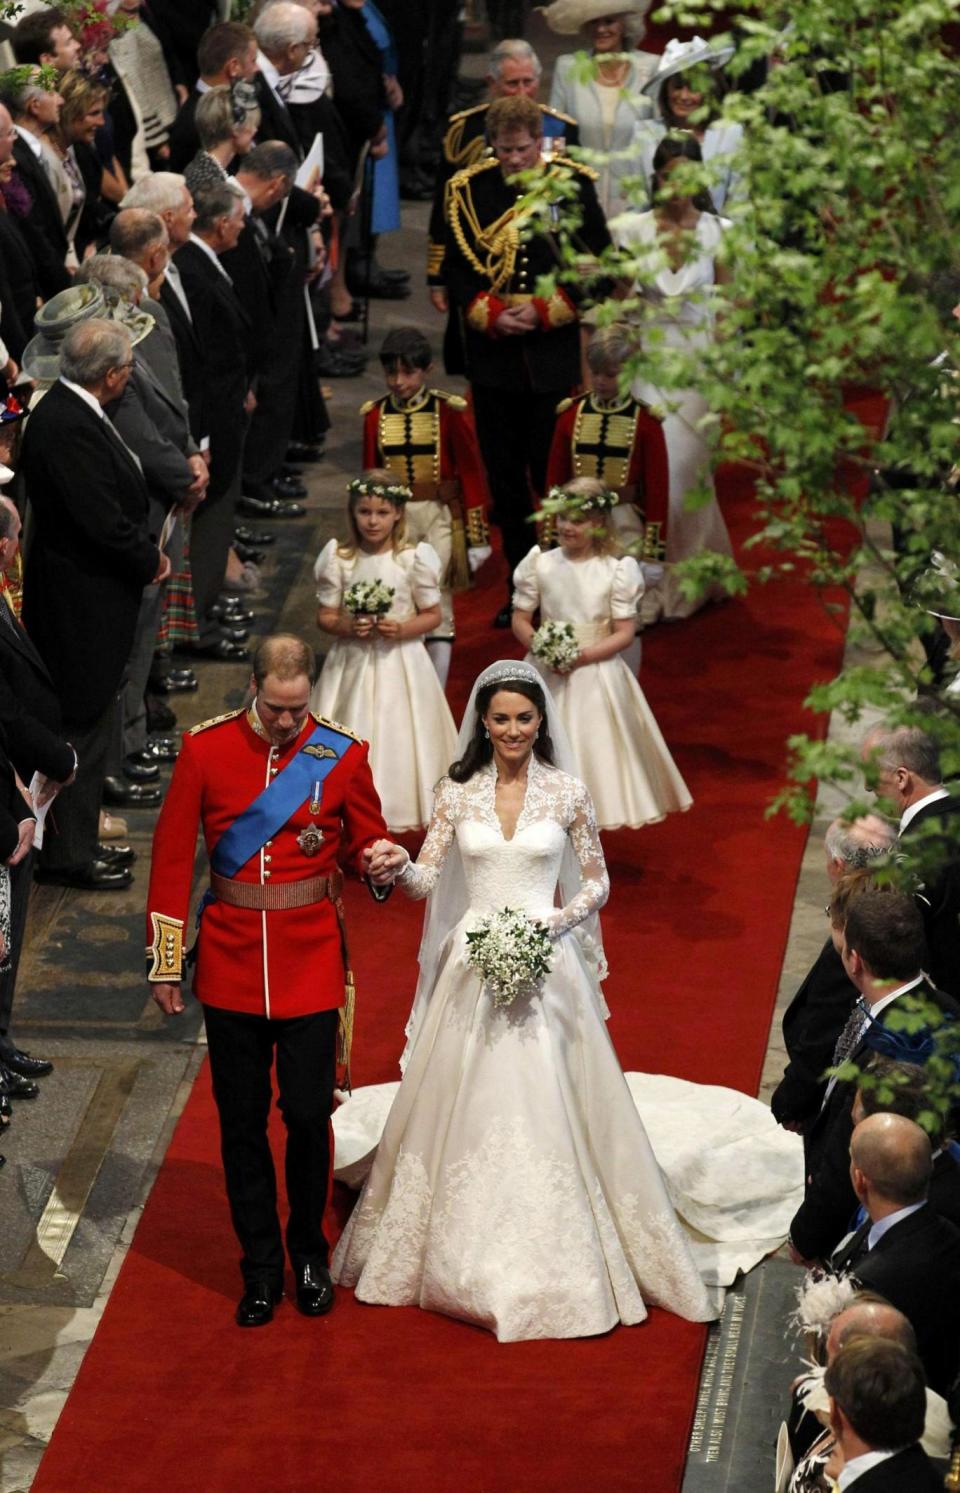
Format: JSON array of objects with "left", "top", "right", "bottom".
[
  {"left": 311, "top": 540, "right": 457, "bottom": 832},
  {"left": 611, "top": 210, "right": 734, "bottom": 621},
  {"left": 512, "top": 544, "right": 692, "bottom": 828}
]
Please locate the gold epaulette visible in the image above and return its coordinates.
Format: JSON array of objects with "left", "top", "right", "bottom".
[
  {"left": 359, "top": 397, "right": 381, "bottom": 416},
  {"left": 555, "top": 396, "right": 576, "bottom": 414},
  {"left": 187, "top": 707, "right": 244, "bottom": 735},
  {"left": 449, "top": 156, "right": 500, "bottom": 191},
  {"left": 554, "top": 155, "right": 600, "bottom": 182},
  {"left": 541, "top": 104, "right": 577, "bottom": 126},
  {"left": 433, "top": 389, "right": 468, "bottom": 411},
  {"left": 310, "top": 712, "right": 361, "bottom": 744},
  {"left": 446, "top": 102, "right": 487, "bottom": 125}
]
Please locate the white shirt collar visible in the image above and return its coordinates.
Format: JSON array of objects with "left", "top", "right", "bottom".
[
  {"left": 163, "top": 258, "right": 193, "bottom": 321},
  {"left": 196, "top": 78, "right": 211, "bottom": 94},
  {"left": 187, "top": 232, "right": 232, "bottom": 282},
  {"left": 59, "top": 376, "right": 103, "bottom": 419},
  {"left": 14, "top": 124, "right": 42, "bottom": 159},
  {"left": 867, "top": 1200, "right": 926, "bottom": 1252},
  {"left": 838, "top": 1448, "right": 898, "bottom": 1486},
  {"left": 900, "top": 787, "right": 950, "bottom": 833},
  {"left": 867, "top": 972, "right": 924, "bottom": 1019},
  {"left": 257, "top": 51, "right": 284, "bottom": 97}
]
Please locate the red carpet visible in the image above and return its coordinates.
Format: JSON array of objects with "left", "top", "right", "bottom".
[{"left": 33, "top": 461, "right": 855, "bottom": 1493}]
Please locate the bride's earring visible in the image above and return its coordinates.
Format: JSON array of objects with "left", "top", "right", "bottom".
[{"left": 483, "top": 728, "right": 490, "bottom": 739}]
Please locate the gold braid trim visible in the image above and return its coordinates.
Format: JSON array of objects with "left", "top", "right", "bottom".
[
  {"left": 147, "top": 912, "right": 185, "bottom": 982},
  {"left": 448, "top": 161, "right": 520, "bottom": 295}
]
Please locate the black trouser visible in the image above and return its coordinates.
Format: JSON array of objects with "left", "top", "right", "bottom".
[
  {"left": 40, "top": 696, "right": 118, "bottom": 873},
  {"left": 470, "top": 383, "right": 562, "bottom": 588},
  {"left": 203, "top": 1004, "right": 339, "bottom": 1290},
  {"left": 0, "top": 848, "right": 33, "bottom": 1053},
  {"left": 189, "top": 464, "right": 241, "bottom": 647}
]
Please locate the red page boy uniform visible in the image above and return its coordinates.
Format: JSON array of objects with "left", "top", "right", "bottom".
[{"left": 146, "top": 701, "right": 390, "bottom": 1323}]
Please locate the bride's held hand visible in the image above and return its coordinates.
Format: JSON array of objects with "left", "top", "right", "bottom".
[{"left": 363, "top": 839, "right": 409, "bottom": 883}]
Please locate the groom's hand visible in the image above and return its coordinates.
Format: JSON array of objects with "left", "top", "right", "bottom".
[{"left": 363, "top": 840, "right": 408, "bottom": 884}]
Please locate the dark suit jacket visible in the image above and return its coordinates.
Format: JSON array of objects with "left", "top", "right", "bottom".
[
  {"left": 173, "top": 240, "right": 251, "bottom": 500},
  {"left": 841, "top": 1206, "right": 960, "bottom": 1395},
  {"left": 157, "top": 275, "right": 205, "bottom": 442},
  {"left": 771, "top": 936, "right": 855, "bottom": 1125},
  {"left": 900, "top": 794, "right": 960, "bottom": 998},
  {"left": 11, "top": 137, "right": 71, "bottom": 298},
  {"left": 0, "top": 211, "right": 40, "bottom": 364},
  {"left": 0, "top": 603, "right": 75, "bottom": 783},
  {"left": 166, "top": 87, "right": 200, "bottom": 174},
  {"left": 21, "top": 381, "right": 159, "bottom": 726},
  {"left": 789, "top": 981, "right": 960, "bottom": 1261},
  {"left": 316, "top": 8, "right": 385, "bottom": 165},
  {"left": 0, "top": 733, "right": 30, "bottom": 862},
  {"left": 843, "top": 1444, "right": 945, "bottom": 1491},
  {"left": 111, "top": 359, "right": 195, "bottom": 528}
]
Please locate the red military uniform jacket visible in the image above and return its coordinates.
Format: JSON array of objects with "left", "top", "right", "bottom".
[
  {"left": 546, "top": 392, "right": 670, "bottom": 557},
  {"left": 361, "top": 389, "right": 489, "bottom": 524},
  {"left": 146, "top": 707, "right": 389, "bottom": 1019}
]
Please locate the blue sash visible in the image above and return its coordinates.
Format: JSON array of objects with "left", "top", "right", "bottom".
[{"left": 211, "top": 722, "right": 350, "bottom": 877}]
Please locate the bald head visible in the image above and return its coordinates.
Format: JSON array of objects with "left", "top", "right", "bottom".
[
  {"left": 827, "top": 1300, "right": 917, "bottom": 1363},
  {"left": 850, "top": 1113, "right": 932, "bottom": 1207}
]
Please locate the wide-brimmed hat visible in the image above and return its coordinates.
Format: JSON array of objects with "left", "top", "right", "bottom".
[
  {"left": 539, "top": 0, "right": 650, "bottom": 37},
  {"left": 22, "top": 283, "right": 153, "bottom": 384},
  {"left": 641, "top": 34, "right": 735, "bottom": 100}
]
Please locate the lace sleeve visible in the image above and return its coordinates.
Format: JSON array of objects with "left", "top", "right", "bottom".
[
  {"left": 398, "top": 778, "right": 457, "bottom": 900},
  {"left": 546, "top": 781, "right": 610, "bottom": 938}
]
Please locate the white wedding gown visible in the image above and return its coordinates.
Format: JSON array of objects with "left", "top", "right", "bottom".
[{"left": 332, "top": 760, "right": 803, "bottom": 1341}]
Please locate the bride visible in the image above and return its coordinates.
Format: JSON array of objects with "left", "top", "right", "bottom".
[{"left": 339, "top": 660, "right": 801, "bottom": 1341}]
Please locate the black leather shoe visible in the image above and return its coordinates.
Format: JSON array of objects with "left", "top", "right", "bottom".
[
  {"left": 0, "top": 1094, "right": 10, "bottom": 1126},
  {"left": 102, "top": 778, "right": 163, "bottom": 809},
  {"left": 233, "top": 526, "right": 276, "bottom": 547},
  {"left": 145, "top": 736, "right": 179, "bottom": 761},
  {"left": 238, "top": 495, "right": 305, "bottom": 520},
  {"left": 210, "top": 602, "right": 254, "bottom": 627},
  {"left": 217, "top": 624, "right": 250, "bottom": 645},
  {"left": 35, "top": 858, "right": 134, "bottom": 890},
  {"left": 97, "top": 841, "right": 136, "bottom": 865},
  {"left": 286, "top": 442, "right": 323, "bottom": 463},
  {"left": 234, "top": 544, "right": 267, "bottom": 565},
  {"left": 123, "top": 755, "right": 160, "bottom": 784},
  {"left": 0, "top": 1064, "right": 40, "bottom": 1100},
  {"left": 1, "top": 1047, "right": 53, "bottom": 1078},
  {"left": 236, "top": 1281, "right": 282, "bottom": 1328},
  {"left": 315, "top": 347, "right": 366, "bottom": 378},
  {"left": 271, "top": 474, "right": 307, "bottom": 499},
  {"left": 280, "top": 463, "right": 303, "bottom": 478},
  {"left": 295, "top": 1263, "right": 334, "bottom": 1317},
  {"left": 190, "top": 639, "right": 250, "bottom": 662},
  {"left": 148, "top": 672, "right": 197, "bottom": 695},
  {"left": 493, "top": 604, "right": 512, "bottom": 628},
  {"left": 146, "top": 698, "right": 177, "bottom": 733}
]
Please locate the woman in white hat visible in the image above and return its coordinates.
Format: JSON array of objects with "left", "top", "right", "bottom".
[
  {"left": 542, "top": 0, "right": 658, "bottom": 218},
  {"left": 630, "top": 35, "right": 745, "bottom": 213}
]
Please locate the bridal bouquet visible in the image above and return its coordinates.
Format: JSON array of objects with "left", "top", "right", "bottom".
[
  {"left": 343, "top": 579, "right": 395, "bottom": 617},
  {"left": 465, "top": 908, "right": 553, "bottom": 1008},
  {"left": 530, "top": 620, "right": 579, "bottom": 673}
]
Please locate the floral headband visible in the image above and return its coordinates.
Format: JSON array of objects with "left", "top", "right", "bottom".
[
  {"left": 537, "top": 485, "right": 618, "bottom": 518},
  {"left": 347, "top": 477, "right": 412, "bottom": 504}
]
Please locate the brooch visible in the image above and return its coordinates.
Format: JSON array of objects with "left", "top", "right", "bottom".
[
  {"left": 309, "top": 779, "right": 322, "bottom": 815},
  {"left": 296, "top": 824, "right": 324, "bottom": 857}
]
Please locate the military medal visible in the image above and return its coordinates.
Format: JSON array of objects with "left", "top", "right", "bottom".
[
  {"left": 297, "top": 824, "right": 324, "bottom": 857},
  {"left": 309, "top": 779, "right": 322, "bottom": 814}
]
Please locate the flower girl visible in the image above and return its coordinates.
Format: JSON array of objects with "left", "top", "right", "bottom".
[
  {"left": 313, "top": 471, "right": 458, "bottom": 832},
  {"left": 511, "top": 477, "right": 692, "bottom": 829}
]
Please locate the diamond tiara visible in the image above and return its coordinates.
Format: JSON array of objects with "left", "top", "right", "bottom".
[{"left": 476, "top": 659, "right": 542, "bottom": 690}]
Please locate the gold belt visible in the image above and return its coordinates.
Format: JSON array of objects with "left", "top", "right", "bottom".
[
  {"left": 410, "top": 478, "right": 462, "bottom": 503},
  {"left": 210, "top": 870, "right": 343, "bottom": 911}
]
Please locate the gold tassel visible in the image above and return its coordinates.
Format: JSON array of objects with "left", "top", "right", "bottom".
[
  {"left": 465, "top": 506, "right": 489, "bottom": 547},
  {"left": 448, "top": 511, "right": 471, "bottom": 592},
  {"left": 337, "top": 969, "right": 356, "bottom": 1093},
  {"left": 945, "top": 1447, "right": 960, "bottom": 1491}
]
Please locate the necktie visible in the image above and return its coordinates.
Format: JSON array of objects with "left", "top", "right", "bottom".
[
  {"left": 831, "top": 997, "right": 868, "bottom": 1068},
  {"left": 0, "top": 593, "right": 20, "bottom": 634}
]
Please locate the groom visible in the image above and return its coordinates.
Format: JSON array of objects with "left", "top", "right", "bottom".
[{"left": 147, "top": 634, "right": 399, "bottom": 1326}]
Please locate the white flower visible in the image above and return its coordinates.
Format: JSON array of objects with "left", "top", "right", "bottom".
[
  {"left": 343, "top": 580, "right": 396, "bottom": 617},
  {"left": 531, "top": 620, "right": 580, "bottom": 672},
  {"left": 465, "top": 908, "right": 553, "bottom": 1008}
]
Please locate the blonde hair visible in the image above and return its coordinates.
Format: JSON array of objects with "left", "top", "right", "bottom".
[
  {"left": 552, "top": 477, "right": 619, "bottom": 556},
  {"left": 339, "top": 468, "right": 408, "bottom": 558}
]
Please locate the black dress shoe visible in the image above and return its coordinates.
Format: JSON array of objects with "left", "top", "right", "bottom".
[
  {"left": 1, "top": 1047, "right": 53, "bottom": 1078},
  {"left": 315, "top": 347, "right": 366, "bottom": 378},
  {"left": 97, "top": 841, "right": 136, "bottom": 865},
  {"left": 237, "top": 494, "right": 305, "bottom": 520},
  {"left": 35, "top": 858, "right": 134, "bottom": 890},
  {"left": 149, "top": 673, "right": 196, "bottom": 695},
  {"left": 190, "top": 638, "right": 250, "bottom": 661},
  {"left": 123, "top": 755, "right": 160, "bottom": 784},
  {"left": 102, "top": 778, "right": 163, "bottom": 809},
  {"left": 236, "top": 1281, "right": 282, "bottom": 1328},
  {"left": 281, "top": 463, "right": 304, "bottom": 478},
  {"left": 493, "top": 604, "right": 512, "bottom": 628},
  {"left": 286, "top": 442, "right": 324, "bottom": 463},
  {"left": 146, "top": 697, "right": 177, "bottom": 733},
  {"left": 234, "top": 544, "right": 267, "bottom": 565},
  {"left": 295, "top": 1263, "right": 334, "bottom": 1317},
  {"left": 209, "top": 602, "right": 254, "bottom": 627},
  {"left": 233, "top": 526, "right": 276, "bottom": 547},
  {"left": 145, "top": 736, "right": 179, "bottom": 761},
  {"left": 0, "top": 1064, "right": 40, "bottom": 1100},
  {"left": 218, "top": 624, "right": 250, "bottom": 645},
  {"left": 0, "top": 1094, "right": 10, "bottom": 1127},
  {"left": 272, "top": 474, "right": 307, "bottom": 500}
]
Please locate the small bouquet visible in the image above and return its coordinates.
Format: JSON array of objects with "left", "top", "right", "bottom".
[
  {"left": 531, "top": 620, "right": 580, "bottom": 673},
  {"left": 343, "top": 579, "right": 395, "bottom": 618},
  {"left": 465, "top": 907, "right": 553, "bottom": 1008}
]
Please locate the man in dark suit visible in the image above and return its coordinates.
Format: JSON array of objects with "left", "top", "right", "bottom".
[
  {"left": 823, "top": 1336, "right": 944, "bottom": 1489},
  {"left": 831, "top": 1112, "right": 960, "bottom": 1398},
  {"left": 174, "top": 180, "right": 252, "bottom": 660},
  {"left": 862, "top": 719, "right": 960, "bottom": 997},
  {"left": 772, "top": 813, "right": 897, "bottom": 1131},
  {"left": 1, "top": 74, "right": 72, "bottom": 300},
  {"left": 166, "top": 20, "right": 258, "bottom": 173},
  {"left": 22, "top": 318, "right": 168, "bottom": 890},
  {"left": 0, "top": 497, "right": 75, "bottom": 1103},
  {"left": 788, "top": 890, "right": 960, "bottom": 1263}
]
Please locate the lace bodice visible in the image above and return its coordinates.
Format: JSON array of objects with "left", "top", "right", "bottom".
[{"left": 398, "top": 758, "right": 609, "bottom": 937}]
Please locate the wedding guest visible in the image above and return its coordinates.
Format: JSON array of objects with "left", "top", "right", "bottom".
[
  {"left": 631, "top": 36, "right": 746, "bottom": 214},
  {"left": 3, "top": 71, "right": 73, "bottom": 296},
  {"left": 167, "top": 21, "right": 258, "bottom": 173},
  {"left": 183, "top": 84, "right": 260, "bottom": 198},
  {"left": 823, "top": 1338, "right": 943, "bottom": 1490}
]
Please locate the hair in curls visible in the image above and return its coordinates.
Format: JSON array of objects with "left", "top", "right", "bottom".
[{"left": 449, "top": 678, "right": 556, "bottom": 782}]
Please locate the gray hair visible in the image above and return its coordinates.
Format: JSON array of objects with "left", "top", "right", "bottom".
[
  {"left": 254, "top": 1, "right": 313, "bottom": 57},
  {"left": 488, "top": 38, "right": 542, "bottom": 80},
  {"left": 75, "top": 253, "right": 148, "bottom": 301},
  {"left": 60, "top": 320, "right": 132, "bottom": 387},
  {"left": 238, "top": 140, "right": 297, "bottom": 186},
  {"left": 195, "top": 84, "right": 261, "bottom": 150},
  {"left": 825, "top": 813, "right": 897, "bottom": 868},
  {"left": 0, "top": 66, "right": 47, "bottom": 118},
  {"left": 109, "top": 208, "right": 168, "bottom": 262},
  {"left": 192, "top": 179, "right": 245, "bottom": 234},
  {"left": 865, "top": 724, "right": 942, "bottom": 788},
  {"left": 121, "top": 171, "right": 189, "bottom": 215}
]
